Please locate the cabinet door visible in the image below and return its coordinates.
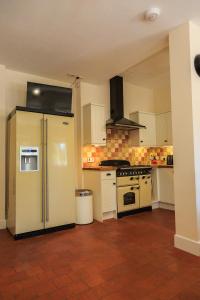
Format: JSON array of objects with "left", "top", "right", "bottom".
[
  {"left": 158, "top": 169, "right": 174, "bottom": 204},
  {"left": 101, "top": 180, "right": 116, "bottom": 213},
  {"left": 129, "top": 112, "right": 156, "bottom": 147},
  {"left": 16, "top": 111, "right": 44, "bottom": 234},
  {"left": 44, "top": 115, "right": 75, "bottom": 228},
  {"left": 156, "top": 113, "right": 168, "bottom": 146},
  {"left": 166, "top": 112, "right": 173, "bottom": 145},
  {"left": 91, "top": 104, "right": 106, "bottom": 145},
  {"left": 139, "top": 175, "right": 152, "bottom": 208},
  {"left": 139, "top": 113, "right": 156, "bottom": 146}
]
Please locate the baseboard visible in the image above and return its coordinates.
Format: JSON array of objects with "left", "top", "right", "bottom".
[
  {"left": 152, "top": 201, "right": 175, "bottom": 211},
  {"left": 0, "top": 219, "right": 6, "bottom": 229},
  {"left": 159, "top": 202, "right": 175, "bottom": 211},
  {"left": 174, "top": 234, "right": 200, "bottom": 256},
  {"left": 103, "top": 211, "right": 117, "bottom": 220},
  {"left": 152, "top": 201, "right": 160, "bottom": 209}
]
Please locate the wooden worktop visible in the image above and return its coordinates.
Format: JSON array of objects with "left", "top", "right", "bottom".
[
  {"left": 83, "top": 165, "right": 173, "bottom": 170},
  {"left": 83, "top": 166, "right": 117, "bottom": 171}
]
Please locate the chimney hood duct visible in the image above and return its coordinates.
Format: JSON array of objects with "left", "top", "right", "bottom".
[{"left": 106, "top": 76, "right": 146, "bottom": 130}]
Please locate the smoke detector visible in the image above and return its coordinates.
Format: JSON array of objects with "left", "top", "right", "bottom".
[{"left": 144, "top": 7, "right": 161, "bottom": 22}]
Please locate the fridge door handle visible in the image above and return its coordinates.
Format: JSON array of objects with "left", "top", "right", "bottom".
[
  {"left": 45, "top": 118, "right": 49, "bottom": 222},
  {"left": 41, "top": 118, "right": 45, "bottom": 223}
]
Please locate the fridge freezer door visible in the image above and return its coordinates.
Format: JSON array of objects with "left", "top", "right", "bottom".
[
  {"left": 44, "top": 114, "right": 75, "bottom": 228},
  {"left": 15, "top": 111, "right": 45, "bottom": 234}
]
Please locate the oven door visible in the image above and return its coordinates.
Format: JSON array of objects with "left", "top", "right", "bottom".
[{"left": 117, "top": 185, "right": 139, "bottom": 212}]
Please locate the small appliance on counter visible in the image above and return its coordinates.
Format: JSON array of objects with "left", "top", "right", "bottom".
[{"left": 167, "top": 155, "right": 173, "bottom": 165}]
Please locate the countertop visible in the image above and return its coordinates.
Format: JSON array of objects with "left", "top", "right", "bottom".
[
  {"left": 83, "top": 166, "right": 117, "bottom": 171},
  {"left": 83, "top": 165, "right": 173, "bottom": 171}
]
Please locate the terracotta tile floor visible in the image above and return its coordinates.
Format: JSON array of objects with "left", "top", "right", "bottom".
[{"left": 0, "top": 209, "right": 200, "bottom": 299}]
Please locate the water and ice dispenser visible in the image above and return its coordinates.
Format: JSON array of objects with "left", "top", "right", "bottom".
[{"left": 20, "top": 147, "right": 39, "bottom": 172}]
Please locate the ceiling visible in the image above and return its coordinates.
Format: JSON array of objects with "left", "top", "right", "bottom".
[
  {"left": 0, "top": 0, "right": 200, "bottom": 81},
  {"left": 122, "top": 48, "right": 170, "bottom": 89}
]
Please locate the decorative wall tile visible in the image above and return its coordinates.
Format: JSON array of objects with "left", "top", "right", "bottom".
[{"left": 82, "top": 129, "right": 173, "bottom": 167}]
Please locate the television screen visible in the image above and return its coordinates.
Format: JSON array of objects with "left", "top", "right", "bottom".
[{"left": 26, "top": 82, "right": 72, "bottom": 115}]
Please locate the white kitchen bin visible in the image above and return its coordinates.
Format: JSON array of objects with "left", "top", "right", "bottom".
[{"left": 75, "top": 189, "right": 93, "bottom": 225}]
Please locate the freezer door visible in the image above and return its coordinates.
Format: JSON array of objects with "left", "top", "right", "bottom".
[
  {"left": 44, "top": 114, "right": 75, "bottom": 228},
  {"left": 15, "top": 111, "right": 44, "bottom": 234}
]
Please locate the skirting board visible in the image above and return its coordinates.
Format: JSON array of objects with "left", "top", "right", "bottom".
[
  {"left": 174, "top": 234, "right": 200, "bottom": 256},
  {"left": 0, "top": 219, "right": 6, "bottom": 229},
  {"left": 152, "top": 201, "right": 160, "bottom": 209},
  {"left": 152, "top": 201, "right": 175, "bottom": 211}
]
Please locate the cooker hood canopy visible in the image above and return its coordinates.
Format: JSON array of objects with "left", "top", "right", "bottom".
[{"left": 106, "top": 76, "right": 146, "bottom": 130}]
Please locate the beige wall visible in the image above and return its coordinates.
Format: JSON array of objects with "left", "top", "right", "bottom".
[
  {"left": 0, "top": 66, "right": 72, "bottom": 227},
  {"left": 124, "top": 81, "right": 156, "bottom": 115},
  {"left": 154, "top": 84, "right": 171, "bottom": 113},
  {"left": 5, "top": 69, "right": 71, "bottom": 115},
  {"left": 170, "top": 22, "right": 200, "bottom": 255},
  {"left": 80, "top": 81, "right": 110, "bottom": 117},
  {"left": 0, "top": 66, "right": 6, "bottom": 228}
]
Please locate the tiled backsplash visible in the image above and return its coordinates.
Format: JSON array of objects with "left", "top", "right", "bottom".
[{"left": 82, "top": 129, "right": 173, "bottom": 167}]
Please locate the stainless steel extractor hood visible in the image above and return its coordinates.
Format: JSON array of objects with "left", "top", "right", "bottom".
[{"left": 106, "top": 76, "right": 146, "bottom": 130}]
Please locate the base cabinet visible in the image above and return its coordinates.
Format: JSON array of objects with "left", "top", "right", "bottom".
[
  {"left": 158, "top": 168, "right": 174, "bottom": 205},
  {"left": 139, "top": 175, "right": 152, "bottom": 208},
  {"left": 84, "top": 170, "right": 117, "bottom": 222}
]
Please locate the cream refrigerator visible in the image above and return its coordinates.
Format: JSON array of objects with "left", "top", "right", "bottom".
[{"left": 7, "top": 109, "right": 75, "bottom": 238}]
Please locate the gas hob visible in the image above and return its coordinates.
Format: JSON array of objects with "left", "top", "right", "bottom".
[{"left": 99, "top": 160, "right": 152, "bottom": 177}]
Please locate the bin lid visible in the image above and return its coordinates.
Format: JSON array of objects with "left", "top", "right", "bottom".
[{"left": 76, "top": 189, "right": 92, "bottom": 196}]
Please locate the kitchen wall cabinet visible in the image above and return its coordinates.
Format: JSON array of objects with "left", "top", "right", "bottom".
[
  {"left": 156, "top": 112, "right": 172, "bottom": 146},
  {"left": 129, "top": 111, "right": 172, "bottom": 147},
  {"left": 83, "top": 103, "right": 106, "bottom": 146},
  {"left": 129, "top": 111, "right": 156, "bottom": 147},
  {"left": 83, "top": 170, "right": 117, "bottom": 222}
]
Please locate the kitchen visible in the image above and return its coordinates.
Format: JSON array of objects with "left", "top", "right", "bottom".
[
  {"left": 6, "top": 48, "right": 174, "bottom": 237},
  {"left": 82, "top": 48, "right": 174, "bottom": 222},
  {"left": 2, "top": 2, "right": 200, "bottom": 298}
]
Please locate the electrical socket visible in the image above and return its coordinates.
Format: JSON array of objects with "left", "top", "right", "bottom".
[{"left": 87, "top": 157, "right": 94, "bottom": 163}]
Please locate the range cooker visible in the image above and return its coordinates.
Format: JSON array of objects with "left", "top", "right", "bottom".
[{"left": 99, "top": 160, "right": 152, "bottom": 218}]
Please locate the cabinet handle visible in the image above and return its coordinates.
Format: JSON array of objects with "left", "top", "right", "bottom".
[
  {"left": 131, "top": 187, "right": 134, "bottom": 190},
  {"left": 113, "top": 182, "right": 116, "bottom": 185},
  {"left": 102, "top": 138, "right": 106, "bottom": 141},
  {"left": 164, "top": 140, "right": 168, "bottom": 142},
  {"left": 41, "top": 118, "right": 45, "bottom": 223},
  {"left": 130, "top": 177, "right": 134, "bottom": 180},
  {"left": 140, "top": 140, "right": 143, "bottom": 143},
  {"left": 106, "top": 173, "right": 111, "bottom": 176},
  {"left": 46, "top": 119, "right": 49, "bottom": 222}
]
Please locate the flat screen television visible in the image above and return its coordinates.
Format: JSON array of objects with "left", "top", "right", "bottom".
[{"left": 26, "top": 82, "right": 72, "bottom": 115}]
